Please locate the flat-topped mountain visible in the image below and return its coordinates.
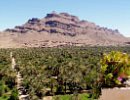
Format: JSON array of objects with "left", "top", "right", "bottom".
[{"left": 0, "top": 12, "right": 129, "bottom": 48}]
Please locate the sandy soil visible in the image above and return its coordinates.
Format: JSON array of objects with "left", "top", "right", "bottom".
[
  {"left": 99, "top": 87, "right": 130, "bottom": 100},
  {"left": 0, "top": 31, "right": 128, "bottom": 48},
  {"left": 43, "top": 96, "right": 52, "bottom": 100}
]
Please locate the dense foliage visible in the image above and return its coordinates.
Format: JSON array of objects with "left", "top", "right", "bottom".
[
  {"left": 101, "top": 51, "right": 130, "bottom": 87},
  {"left": 0, "top": 49, "right": 18, "bottom": 100},
  {"left": 13, "top": 47, "right": 102, "bottom": 99},
  {"left": 0, "top": 46, "right": 130, "bottom": 99}
]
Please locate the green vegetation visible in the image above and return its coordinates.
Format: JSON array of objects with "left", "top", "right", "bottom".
[
  {"left": 101, "top": 51, "right": 130, "bottom": 87},
  {"left": 53, "top": 93, "right": 90, "bottom": 100},
  {"left": 0, "top": 46, "right": 130, "bottom": 99},
  {"left": 0, "top": 49, "right": 18, "bottom": 100},
  {"left": 13, "top": 47, "right": 102, "bottom": 99}
]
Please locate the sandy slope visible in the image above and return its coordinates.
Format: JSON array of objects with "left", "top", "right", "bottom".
[
  {"left": 0, "top": 32, "right": 20, "bottom": 48},
  {"left": 0, "top": 31, "right": 128, "bottom": 48}
]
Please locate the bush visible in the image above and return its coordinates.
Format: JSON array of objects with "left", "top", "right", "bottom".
[
  {"left": 101, "top": 51, "right": 130, "bottom": 87},
  {"left": 8, "top": 88, "right": 18, "bottom": 100}
]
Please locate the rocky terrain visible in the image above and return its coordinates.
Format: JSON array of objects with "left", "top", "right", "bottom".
[{"left": 0, "top": 12, "right": 129, "bottom": 48}]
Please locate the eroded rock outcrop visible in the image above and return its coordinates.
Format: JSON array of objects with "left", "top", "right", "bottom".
[
  {"left": 1, "top": 12, "right": 129, "bottom": 48},
  {"left": 5, "top": 12, "right": 123, "bottom": 38}
]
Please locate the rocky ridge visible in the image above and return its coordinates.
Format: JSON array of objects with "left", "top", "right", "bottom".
[
  {"left": 6, "top": 12, "right": 122, "bottom": 37},
  {"left": 0, "top": 12, "right": 129, "bottom": 48}
]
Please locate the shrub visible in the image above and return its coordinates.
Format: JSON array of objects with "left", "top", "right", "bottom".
[{"left": 101, "top": 51, "right": 130, "bottom": 87}]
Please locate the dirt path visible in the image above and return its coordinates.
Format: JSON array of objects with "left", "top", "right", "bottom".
[
  {"left": 99, "top": 87, "right": 130, "bottom": 100},
  {"left": 10, "top": 52, "right": 29, "bottom": 100},
  {"left": 43, "top": 96, "right": 52, "bottom": 100},
  {"left": 10, "top": 52, "right": 16, "bottom": 69}
]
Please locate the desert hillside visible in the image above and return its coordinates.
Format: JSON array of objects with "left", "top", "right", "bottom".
[{"left": 0, "top": 12, "right": 129, "bottom": 48}]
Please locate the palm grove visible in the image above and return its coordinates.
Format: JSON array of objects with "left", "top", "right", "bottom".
[{"left": 0, "top": 46, "right": 130, "bottom": 99}]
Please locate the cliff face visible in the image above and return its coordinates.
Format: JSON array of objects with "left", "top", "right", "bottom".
[
  {"left": 1, "top": 12, "right": 128, "bottom": 48},
  {"left": 6, "top": 12, "right": 122, "bottom": 36}
]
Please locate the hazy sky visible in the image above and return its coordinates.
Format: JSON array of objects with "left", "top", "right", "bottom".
[{"left": 0, "top": 0, "right": 130, "bottom": 37}]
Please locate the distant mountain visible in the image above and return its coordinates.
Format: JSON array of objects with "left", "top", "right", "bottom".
[{"left": 0, "top": 12, "right": 129, "bottom": 48}]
